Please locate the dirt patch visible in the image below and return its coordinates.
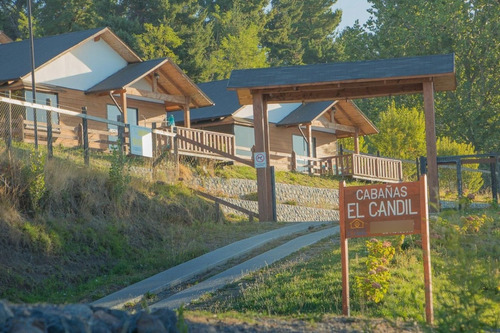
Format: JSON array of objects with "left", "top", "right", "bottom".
[{"left": 184, "top": 313, "right": 423, "bottom": 332}]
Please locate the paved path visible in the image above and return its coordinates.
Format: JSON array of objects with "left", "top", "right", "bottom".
[
  {"left": 150, "top": 226, "right": 339, "bottom": 310},
  {"left": 92, "top": 221, "right": 330, "bottom": 309}
]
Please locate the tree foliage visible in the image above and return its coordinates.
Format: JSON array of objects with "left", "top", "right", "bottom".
[{"left": 1, "top": 0, "right": 496, "bottom": 155}]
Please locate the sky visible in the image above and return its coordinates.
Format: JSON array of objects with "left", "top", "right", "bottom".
[{"left": 331, "top": 0, "right": 372, "bottom": 31}]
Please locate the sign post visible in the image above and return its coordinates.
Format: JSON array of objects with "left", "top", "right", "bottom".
[{"left": 339, "top": 176, "right": 433, "bottom": 324}]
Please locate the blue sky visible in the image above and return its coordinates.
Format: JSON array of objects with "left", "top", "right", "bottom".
[{"left": 332, "top": 0, "right": 372, "bottom": 31}]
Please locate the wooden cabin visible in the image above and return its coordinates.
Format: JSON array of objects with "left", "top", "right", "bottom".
[
  {"left": 168, "top": 79, "right": 379, "bottom": 171},
  {"left": 0, "top": 27, "right": 212, "bottom": 149}
]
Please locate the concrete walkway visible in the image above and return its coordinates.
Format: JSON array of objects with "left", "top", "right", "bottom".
[
  {"left": 92, "top": 221, "right": 331, "bottom": 309},
  {"left": 150, "top": 226, "right": 339, "bottom": 310}
]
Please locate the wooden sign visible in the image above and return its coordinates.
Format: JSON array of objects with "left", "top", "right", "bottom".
[
  {"left": 339, "top": 176, "right": 433, "bottom": 324},
  {"left": 343, "top": 181, "right": 422, "bottom": 238}
]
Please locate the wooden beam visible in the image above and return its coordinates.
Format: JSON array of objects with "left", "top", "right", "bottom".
[
  {"left": 125, "top": 87, "right": 186, "bottom": 105},
  {"left": 263, "top": 83, "right": 424, "bottom": 103},
  {"left": 423, "top": 81, "right": 439, "bottom": 212},
  {"left": 327, "top": 123, "right": 357, "bottom": 133}
]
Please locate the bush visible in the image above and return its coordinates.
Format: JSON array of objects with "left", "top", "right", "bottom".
[{"left": 355, "top": 238, "right": 395, "bottom": 303}]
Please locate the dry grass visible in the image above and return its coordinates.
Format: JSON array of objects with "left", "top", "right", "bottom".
[{"left": 0, "top": 143, "right": 283, "bottom": 304}]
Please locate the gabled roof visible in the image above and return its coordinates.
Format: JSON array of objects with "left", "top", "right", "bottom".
[
  {"left": 0, "top": 27, "right": 140, "bottom": 84},
  {"left": 87, "top": 58, "right": 213, "bottom": 109},
  {"left": 169, "top": 79, "right": 378, "bottom": 137},
  {"left": 168, "top": 79, "right": 240, "bottom": 122},
  {"left": 0, "top": 31, "right": 13, "bottom": 44},
  {"left": 87, "top": 58, "right": 167, "bottom": 93},
  {"left": 228, "top": 54, "right": 456, "bottom": 104},
  {"left": 277, "top": 101, "right": 333, "bottom": 126}
]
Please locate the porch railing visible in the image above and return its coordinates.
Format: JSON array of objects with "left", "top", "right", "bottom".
[
  {"left": 321, "top": 153, "right": 403, "bottom": 182},
  {"left": 175, "top": 127, "right": 236, "bottom": 157}
]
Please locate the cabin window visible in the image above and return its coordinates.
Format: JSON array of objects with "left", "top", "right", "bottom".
[
  {"left": 234, "top": 125, "right": 255, "bottom": 157},
  {"left": 24, "top": 91, "right": 59, "bottom": 125}
]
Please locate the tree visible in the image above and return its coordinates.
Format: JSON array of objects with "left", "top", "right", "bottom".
[
  {"left": 203, "top": 3, "right": 268, "bottom": 80},
  {"left": 354, "top": 0, "right": 500, "bottom": 153},
  {"left": 37, "top": 0, "right": 97, "bottom": 35},
  {"left": 135, "top": 22, "right": 183, "bottom": 62},
  {"left": 263, "top": 0, "right": 342, "bottom": 65},
  {"left": 369, "top": 102, "right": 426, "bottom": 161}
]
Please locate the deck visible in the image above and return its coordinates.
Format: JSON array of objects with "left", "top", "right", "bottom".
[{"left": 154, "top": 126, "right": 403, "bottom": 183}]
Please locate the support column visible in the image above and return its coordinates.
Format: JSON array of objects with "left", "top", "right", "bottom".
[
  {"left": 253, "top": 93, "right": 272, "bottom": 221},
  {"left": 354, "top": 127, "right": 360, "bottom": 154},
  {"left": 183, "top": 97, "right": 191, "bottom": 128},
  {"left": 120, "top": 92, "right": 128, "bottom": 124},
  {"left": 306, "top": 124, "right": 313, "bottom": 175},
  {"left": 423, "top": 81, "right": 439, "bottom": 212}
]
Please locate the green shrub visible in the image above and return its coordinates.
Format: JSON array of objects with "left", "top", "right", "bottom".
[{"left": 355, "top": 238, "right": 395, "bottom": 303}]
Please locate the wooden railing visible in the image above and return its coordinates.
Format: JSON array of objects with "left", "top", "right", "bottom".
[
  {"left": 175, "top": 127, "right": 236, "bottom": 157},
  {"left": 321, "top": 154, "right": 403, "bottom": 182}
]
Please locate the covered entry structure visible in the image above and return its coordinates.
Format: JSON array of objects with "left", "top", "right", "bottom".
[{"left": 227, "top": 53, "right": 456, "bottom": 220}]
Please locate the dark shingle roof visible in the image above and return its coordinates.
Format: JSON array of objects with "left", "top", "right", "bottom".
[
  {"left": 168, "top": 79, "right": 240, "bottom": 123},
  {"left": 228, "top": 54, "right": 455, "bottom": 89},
  {"left": 0, "top": 28, "right": 104, "bottom": 83},
  {"left": 277, "top": 101, "right": 333, "bottom": 126},
  {"left": 86, "top": 58, "right": 166, "bottom": 93}
]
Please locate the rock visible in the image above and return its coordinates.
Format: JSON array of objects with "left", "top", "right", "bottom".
[
  {"left": 0, "top": 301, "right": 14, "bottom": 326},
  {"left": 136, "top": 312, "right": 167, "bottom": 333},
  {"left": 151, "top": 308, "right": 179, "bottom": 333},
  {"left": 1, "top": 303, "right": 179, "bottom": 333}
]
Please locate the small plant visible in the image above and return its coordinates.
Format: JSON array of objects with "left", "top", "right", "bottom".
[
  {"left": 282, "top": 199, "right": 298, "bottom": 206},
  {"left": 176, "top": 305, "right": 189, "bottom": 333},
  {"left": 355, "top": 238, "right": 395, "bottom": 303},
  {"left": 108, "top": 143, "right": 130, "bottom": 202},
  {"left": 456, "top": 214, "right": 492, "bottom": 234},
  {"left": 28, "top": 148, "right": 46, "bottom": 212}
]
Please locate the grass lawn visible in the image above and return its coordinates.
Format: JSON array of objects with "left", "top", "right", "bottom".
[{"left": 189, "top": 209, "right": 500, "bottom": 332}]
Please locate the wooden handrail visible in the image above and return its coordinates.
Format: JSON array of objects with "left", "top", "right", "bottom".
[{"left": 195, "top": 190, "right": 259, "bottom": 221}]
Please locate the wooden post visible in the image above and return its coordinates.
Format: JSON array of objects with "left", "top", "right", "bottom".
[
  {"left": 173, "top": 128, "right": 179, "bottom": 178},
  {"left": 354, "top": 127, "right": 360, "bottom": 154},
  {"left": 7, "top": 90, "right": 12, "bottom": 149},
  {"left": 46, "top": 99, "right": 53, "bottom": 159},
  {"left": 82, "top": 107, "right": 89, "bottom": 166},
  {"left": 423, "top": 81, "right": 439, "bottom": 212},
  {"left": 456, "top": 159, "right": 463, "bottom": 201},
  {"left": 183, "top": 97, "right": 191, "bottom": 128},
  {"left": 252, "top": 93, "right": 272, "bottom": 221},
  {"left": 420, "top": 175, "right": 434, "bottom": 325},
  {"left": 491, "top": 156, "right": 498, "bottom": 204},
  {"left": 152, "top": 122, "right": 157, "bottom": 158},
  {"left": 270, "top": 166, "right": 277, "bottom": 222},
  {"left": 306, "top": 124, "right": 313, "bottom": 176},
  {"left": 339, "top": 181, "right": 350, "bottom": 316},
  {"left": 120, "top": 92, "right": 128, "bottom": 124},
  {"left": 291, "top": 151, "right": 297, "bottom": 171}
]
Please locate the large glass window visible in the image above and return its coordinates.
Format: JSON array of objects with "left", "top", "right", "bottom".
[
  {"left": 234, "top": 125, "right": 255, "bottom": 157},
  {"left": 24, "top": 91, "right": 59, "bottom": 125}
]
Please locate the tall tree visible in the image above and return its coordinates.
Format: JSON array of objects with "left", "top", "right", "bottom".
[
  {"left": 204, "top": 3, "right": 268, "bottom": 80},
  {"left": 37, "top": 0, "right": 97, "bottom": 35},
  {"left": 344, "top": 0, "right": 499, "bottom": 153},
  {"left": 263, "top": 0, "right": 341, "bottom": 66}
]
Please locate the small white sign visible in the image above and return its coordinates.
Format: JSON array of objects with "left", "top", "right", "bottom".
[
  {"left": 254, "top": 152, "right": 267, "bottom": 168},
  {"left": 129, "top": 125, "right": 153, "bottom": 158}
]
